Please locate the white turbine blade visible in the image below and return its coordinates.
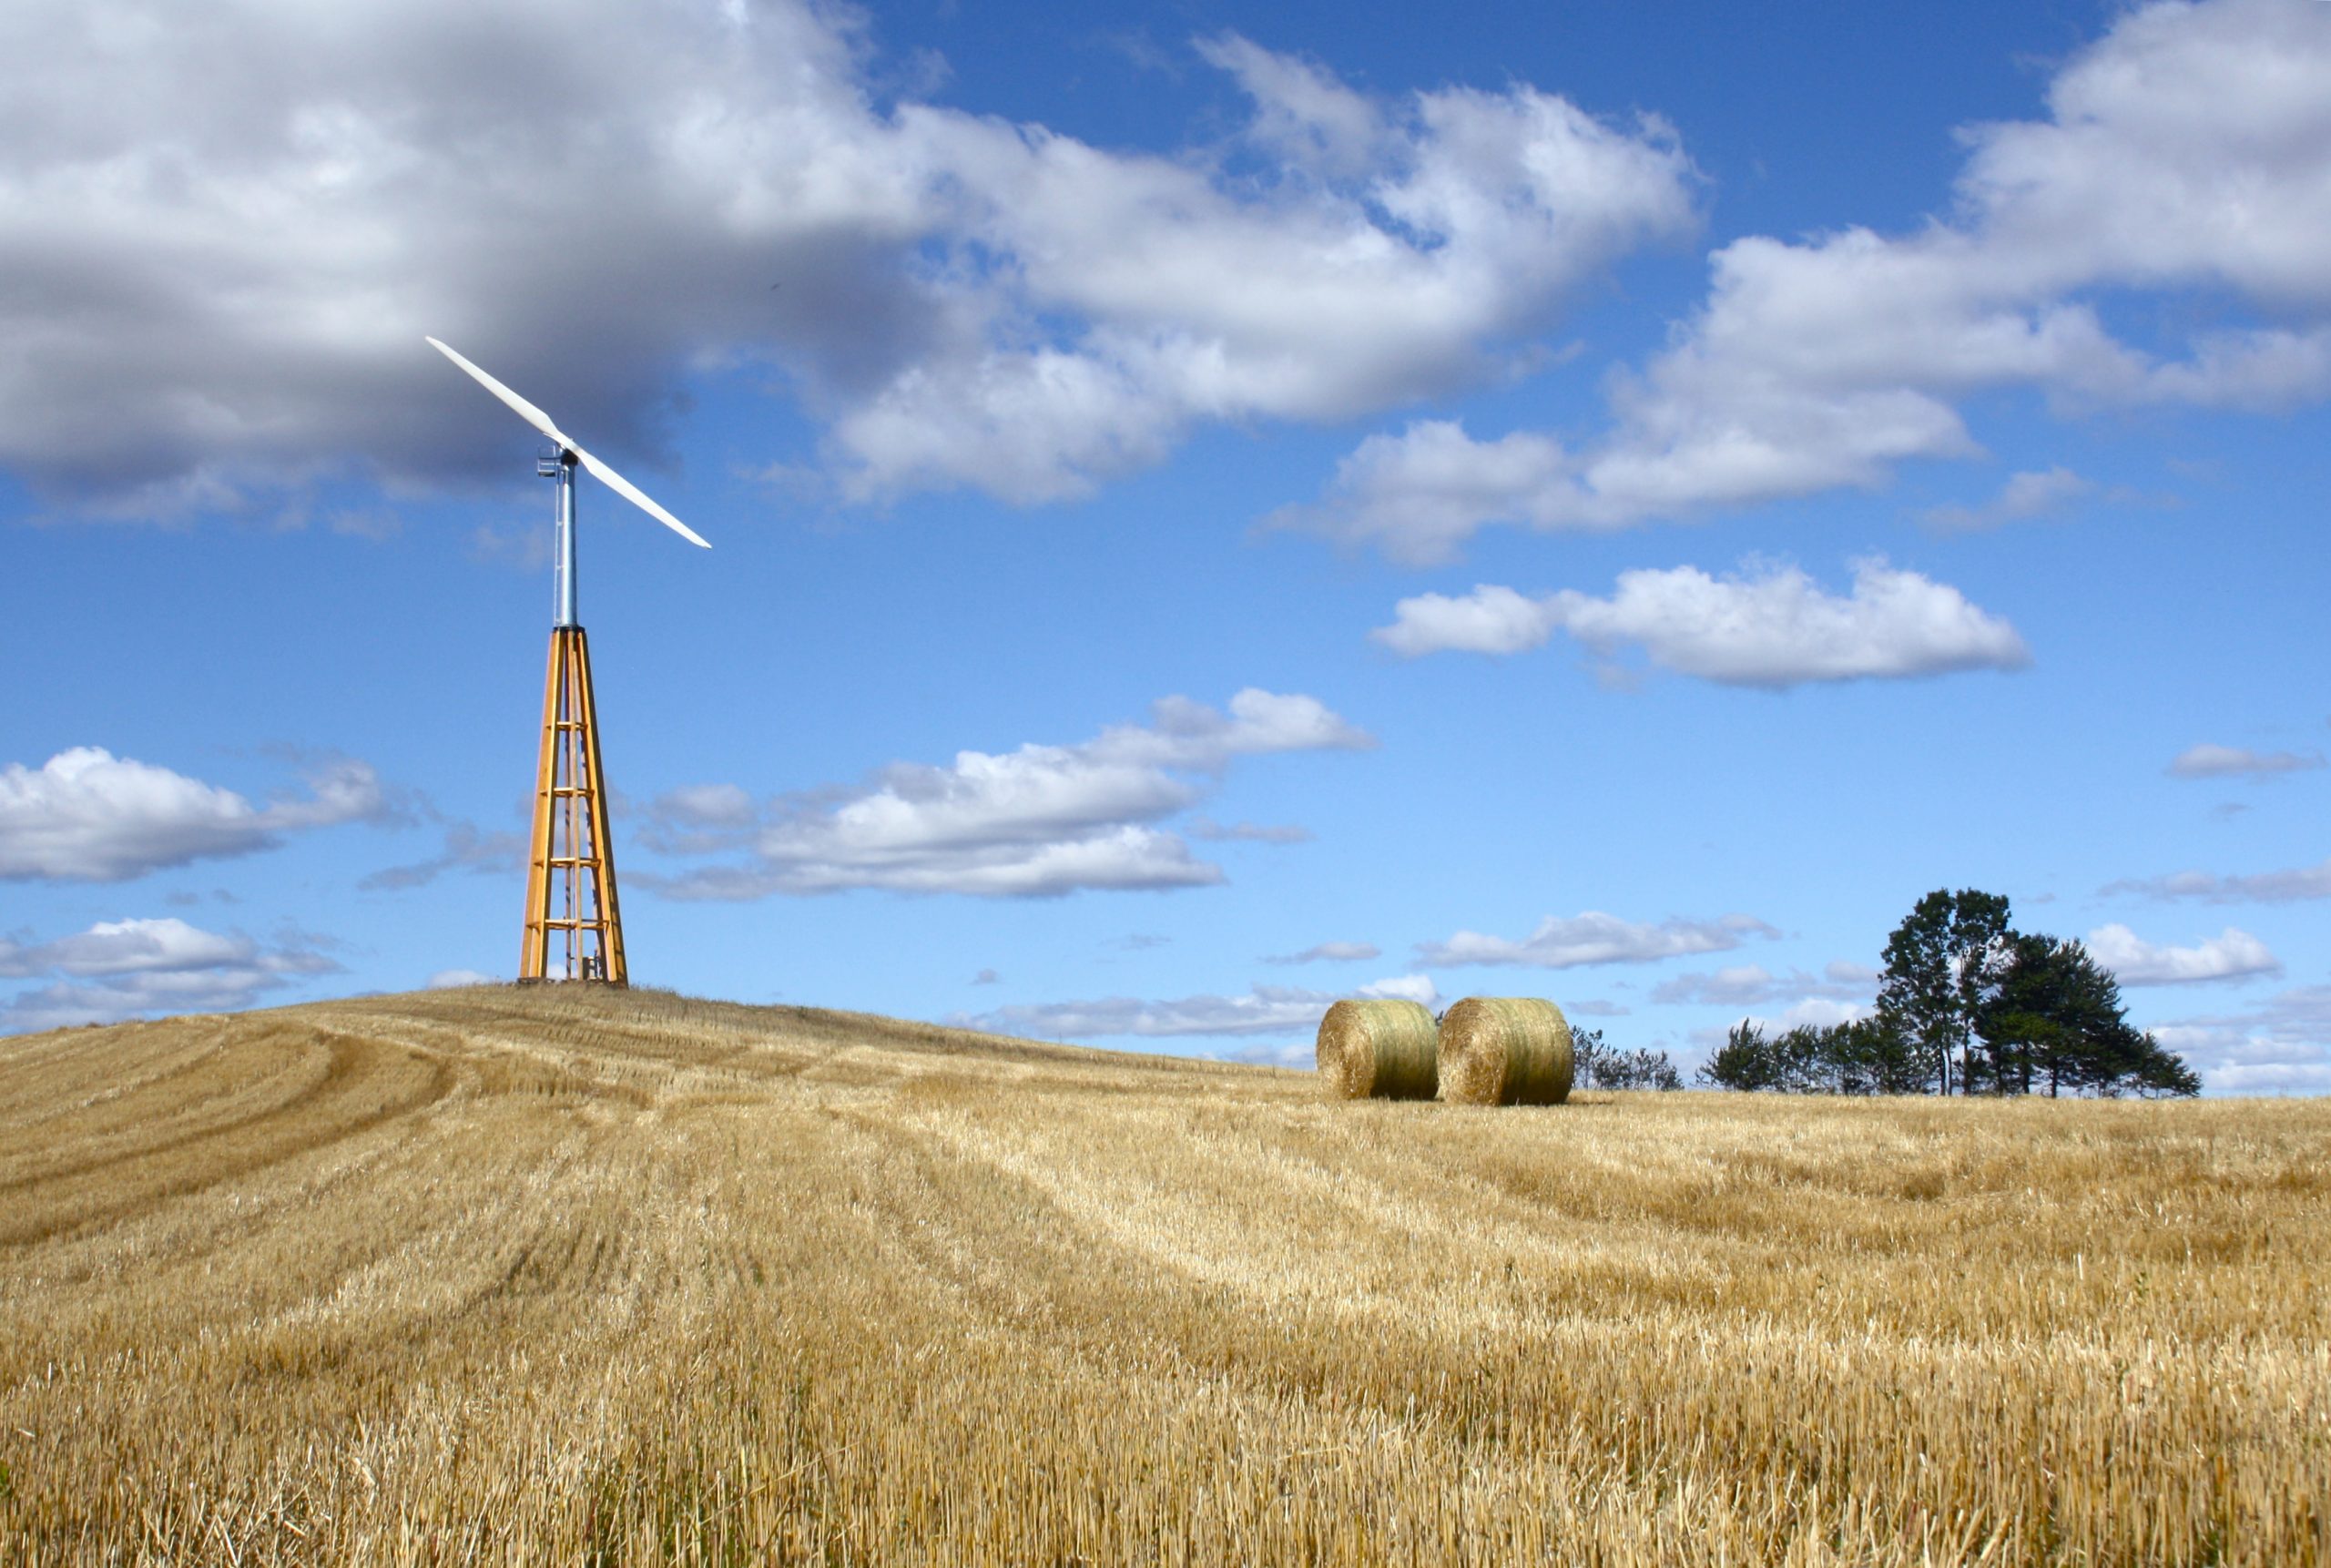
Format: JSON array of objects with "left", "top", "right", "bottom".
[
  {"left": 425, "top": 336, "right": 571, "bottom": 449},
  {"left": 573, "top": 442, "right": 711, "bottom": 548}
]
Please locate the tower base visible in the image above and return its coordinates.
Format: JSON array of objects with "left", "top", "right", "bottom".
[{"left": 520, "top": 625, "right": 628, "bottom": 984}]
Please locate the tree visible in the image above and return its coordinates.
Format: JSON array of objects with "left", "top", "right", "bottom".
[
  {"left": 1825, "top": 1015, "right": 1929, "bottom": 1095},
  {"left": 1571, "top": 1025, "right": 1607, "bottom": 1086},
  {"left": 1698, "top": 1021, "right": 1782, "bottom": 1091},
  {"left": 1605, "top": 1047, "right": 1685, "bottom": 1091},
  {"left": 1980, "top": 934, "right": 2201, "bottom": 1098},
  {"left": 1876, "top": 889, "right": 2011, "bottom": 1095},
  {"left": 1574, "top": 1026, "right": 1683, "bottom": 1091}
]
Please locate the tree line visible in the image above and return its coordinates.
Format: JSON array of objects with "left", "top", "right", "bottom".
[
  {"left": 1699, "top": 889, "right": 2200, "bottom": 1097},
  {"left": 1571, "top": 1026, "right": 1683, "bottom": 1091}
]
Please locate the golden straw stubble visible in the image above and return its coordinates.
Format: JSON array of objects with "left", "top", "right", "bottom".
[
  {"left": 1315, "top": 998, "right": 1439, "bottom": 1100},
  {"left": 1438, "top": 996, "right": 1573, "bottom": 1105}
]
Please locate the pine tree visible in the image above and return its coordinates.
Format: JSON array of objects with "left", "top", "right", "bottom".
[
  {"left": 1876, "top": 889, "right": 2010, "bottom": 1094},
  {"left": 1980, "top": 934, "right": 2199, "bottom": 1098}
]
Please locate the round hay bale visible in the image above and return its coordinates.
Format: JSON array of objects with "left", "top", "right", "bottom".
[
  {"left": 1438, "top": 997, "right": 1573, "bottom": 1106},
  {"left": 1315, "top": 999, "right": 1439, "bottom": 1100}
]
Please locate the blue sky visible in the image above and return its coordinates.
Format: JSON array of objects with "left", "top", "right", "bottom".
[{"left": 3, "top": 0, "right": 2326, "bottom": 1091}]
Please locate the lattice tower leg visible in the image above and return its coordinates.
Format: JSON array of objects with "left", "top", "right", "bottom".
[{"left": 519, "top": 626, "right": 628, "bottom": 984}]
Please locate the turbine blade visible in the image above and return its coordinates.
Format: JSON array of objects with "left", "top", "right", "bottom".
[
  {"left": 425, "top": 336, "right": 570, "bottom": 449},
  {"left": 573, "top": 443, "right": 712, "bottom": 548}
]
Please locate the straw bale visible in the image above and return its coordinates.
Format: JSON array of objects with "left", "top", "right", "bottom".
[
  {"left": 1315, "top": 999, "right": 1439, "bottom": 1100},
  {"left": 1437, "top": 997, "right": 1573, "bottom": 1105}
]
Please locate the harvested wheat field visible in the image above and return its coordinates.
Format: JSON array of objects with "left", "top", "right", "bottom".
[{"left": 1, "top": 987, "right": 2326, "bottom": 1565}]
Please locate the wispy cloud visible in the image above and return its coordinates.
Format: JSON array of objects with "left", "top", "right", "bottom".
[
  {"left": 1, "top": 917, "right": 341, "bottom": 1033},
  {"left": 962, "top": 973, "right": 1435, "bottom": 1041},
  {"left": 1263, "top": 941, "right": 1381, "bottom": 965},
  {"left": 2165, "top": 744, "right": 2325, "bottom": 781},
  {"left": 2105, "top": 857, "right": 2331, "bottom": 904},
  {"left": 362, "top": 821, "right": 526, "bottom": 891},
  {"left": 1417, "top": 911, "right": 1776, "bottom": 969},
  {"left": 1918, "top": 466, "right": 2097, "bottom": 532},
  {"left": 2149, "top": 984, "right": 2331, "bottom": 1094},
  {"left": 1650, "top": 963, "right": 1876, "bottom": 1007}
]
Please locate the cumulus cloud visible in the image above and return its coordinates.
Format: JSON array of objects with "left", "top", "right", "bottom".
[
  {"left": 2165, "top": 743, "right": 2325, "bottom": 780},
  {"left": 0, "top": 2, "right": 1695, "bottom": 517},
  {"left": 2106, "top": 856, "right": 2331, "bottom": 903},
  {"left": 425, "top": 968, "right": 498, "bottom": 989},
  {"left": 0, "top": 748, "right": 392, "bottom": 882},
  {"left": 1263, "top": 941, "right": 1381, "bottom": 965},
  {"left": 1417, "top": 911, "right": 1776, "bottom": 970},
  {"left": 1369, "top": 582, "right": 1565, "bottom": 657},
  {"left": 1374, "top": 559, "right": 2029, "bottom": 687},
  {"left": 2084, "top": 923, "right": 2282, "bottom": 985},
  {"left": 0, "top": 917, "right": 341, "bottom": 1033},
  {"left": 963, "top": 972, "right": 1434, "bottom": 1040},
  {"left": 638, "top": 688, "right": 1369, "bottom": 899},
  {"left": 1290, "top": 0, "right": 2331, "bottom": 560}
]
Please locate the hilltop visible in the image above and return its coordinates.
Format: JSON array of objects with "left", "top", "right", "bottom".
[{"left": 1, "top": 985, "right": 2325, "bottom": 1564}]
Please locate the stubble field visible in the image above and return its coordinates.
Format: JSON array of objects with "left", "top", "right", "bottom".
[{"left": 0, "top": 985, "right": 2325, "bottom": 1564}]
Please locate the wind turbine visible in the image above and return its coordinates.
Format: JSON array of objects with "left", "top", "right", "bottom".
[{"left": 427, "top": 336, "right": 710, "bottom": 985}]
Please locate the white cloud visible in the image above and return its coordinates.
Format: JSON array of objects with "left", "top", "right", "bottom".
[
  {"left": 1357, "top": 973, "right": 1439, "bottom": 1005},
  {"left": 1919, "top": 466, "right": 2097, "bottom": 532},
  {"left": 1689, "top": 996, "right": 1871, "bottom": 1052},
  {"left": 1, "top": 917, "right": 341, "bottom": 1033},
  {"left": 1775, "top": 997, "right": 1868, "bottom": 1032},
  {"left": 653, "top": 783, "right": 758, "bottom": 830},
  {"left": 1376, "top": 559, "right": 2029, "bottom": 687},
  {"left": 362, "top": 821, "right": 526, "bottom": 891},
  {"left": 1263, "top": 941, "right": 1381, "bottom": 965},
  {"left": 33, "top": 917, "right": 255, "bottom": 977},
  {"left": 1291, "top": 0, "right": 2331, "bottom": 559},
  {"left": 1186, "top": 817, "right": 1313, "bottom": 845},
  {"left": 1650, "top": 963, "right": 1876, "bottom": 1008},
  {"left": 1417, "top": 910, "right": 1776, "bottom": 969},
  {"left": 2107, "top": 855, "right": 2331, "bottom": 903},
  {"left": 425, "top": 968, "right": 497, "bottom": 989},
  {"left": 641, "top": 688, "right": 1369, "bottom": 899},
  {"left": 2149, "top": 984, "right": 2331, "bottom": 1093},
  {"left": 0, "top": 747, "right": 390, "bottom": 882},
  {"left": 2084, "top": 923, "right": 2282, "bottom": 985},
  {"left": 1279, "top": 422, "right": 1578, "bottom": 567},
  {"left": 2165, "top": 743, "right": 2325, "bottom": 780},
  {"left": 1370, "top": 582, "right": 1565, "bottom": 656},
  {"left": 963, "top": 972, "right": 1435, "bottom": 1040},
  {"left": 0, "top": 4, "right": 1695, "bottom": 517}
]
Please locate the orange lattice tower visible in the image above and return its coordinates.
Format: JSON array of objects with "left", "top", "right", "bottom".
[
  {"left": 425, "top": 338, "right": 710, "bottom": 984},
  {"left": 520, "top": 546, "right": 626, "bottom": 981}
]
